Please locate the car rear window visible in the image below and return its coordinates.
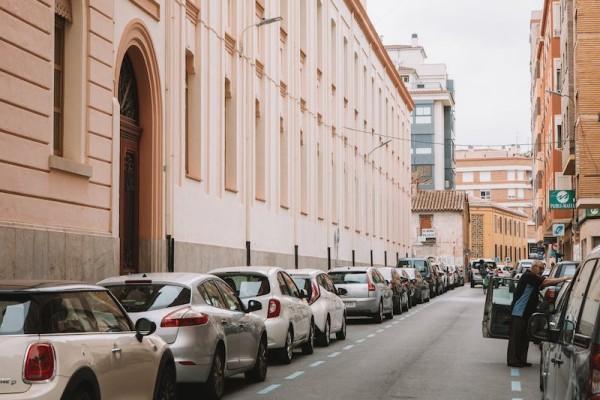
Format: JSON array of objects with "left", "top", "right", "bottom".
[
  {"left": 329, "top": 272, "right": 368, "bottom": 284},
  {"left": 0, "top": 291, "right": 131, "bottom": 335},
  {"left": 557, "top": 263, "right": 577, "bottom": 278},
  {"left": 291, "top": 277, "right": 311, "bottom": 293},
  {"left": 214, "top": 274, "right": 271, "bottom": 299},
  {"left": 108, "top": 284, "right": 191, "bottom": 313},
  {"left": 397, "top": 259, "right": 412, "bottom": 267}
]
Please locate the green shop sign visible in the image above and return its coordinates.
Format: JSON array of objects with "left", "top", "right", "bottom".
[
  {"left": 586, "top": 208, "right": 600, "bottom": 218},
  {"left": 549, "top": 190, "right": 575, "bottom": 209}
]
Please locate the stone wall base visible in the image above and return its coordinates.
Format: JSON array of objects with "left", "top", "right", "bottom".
[{"left": 0, "top": 225, "right": 118, "bottom": 282}]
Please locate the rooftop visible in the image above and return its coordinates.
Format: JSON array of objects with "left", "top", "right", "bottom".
[{"left": 412, "top": 190, "right": 468, "bottom": 212}]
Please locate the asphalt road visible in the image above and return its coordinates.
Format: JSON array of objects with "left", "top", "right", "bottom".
[{"left": 185, "top": 286, "right": 541, "bottom": 400}]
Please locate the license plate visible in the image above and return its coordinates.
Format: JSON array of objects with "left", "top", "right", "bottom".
[{"left": 345, "top": 302, "right": 356, "bottom": 308}]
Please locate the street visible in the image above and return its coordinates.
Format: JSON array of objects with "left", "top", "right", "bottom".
[{"left": 200, "top": 287, "right": 540, "bottom": 400}]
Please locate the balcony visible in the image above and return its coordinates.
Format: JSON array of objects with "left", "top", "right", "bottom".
[
  {"left": 562, "top": 136, "right": 576, "bottom": 175},
  {"left": 418, "top": 228, "right": 436, "bottom": 243}
]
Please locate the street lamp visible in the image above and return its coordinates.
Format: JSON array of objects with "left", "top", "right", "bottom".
[
  {"left": 239, "top": 17, "right": 283, "bottom": 55},
  {"left": 545, "top": 89, "right": 574, "bottom": 103},
  {"left": 366, "top": 139, "right": 392, "bottom": 158}
]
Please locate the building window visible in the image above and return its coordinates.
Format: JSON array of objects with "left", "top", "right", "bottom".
[
  {"left": 255, "top": 99, "right": 265, "bottom": 200},
  {"left": 412, "top": 165, "right": 433, "bottom": 188},
  {"left": 508, "top": 189, "right": 516, "bottom": 199},
  {"left": 224, "top": 78, "right": 237, "bottom": 191},
  {"left": 419, "top": 214, "right": 433, "bottom": 233},
  {"left": 507, "top": 170, "right": 515, "bottom": 181},
  {"left": 517, "top": 170, "right": 525, "bottom": 181},
  {"left": 414, "top": 106, "right": 431, "bottom": 124},
  {"left": 479, "top": 171, "right": 491, "bottom": 182},
  {"left": 401, "top": 75, "right": 409, "bottom": 83},
  {"left": 480, "top": 190, "right": 491, "bottom": 200},
  {"left": 317, "top": 142, "right": 324, "bottom": 219},
  {"left": 462, "top": 172, "right": 473, "bottom": 183},
  {"left": 54, "top": 15, "right": 66, "bottom": 156},
  {"left": 415, "top": 147, "right": 432, "bottom": 155},
  {"left": 280, "top": 117, "right": 289, "bottom": 207},
  {"left": 300, "top": 130, "right": 308, "bottom": 213},
  {"left": 556, "top": 124, "right": 563, "bottom": 149},
  {"left": 417, "top": 83, "right": 425, "bottom": 89}
]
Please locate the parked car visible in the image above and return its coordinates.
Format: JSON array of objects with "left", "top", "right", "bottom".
[
  {"left": 99, "top": 273, "right": 268, "bottom": 399},
  {"left": 513, "top": 259, "right": 546, "bottom": 280},
  {"left": 398, "top": 258, "right": 438, "bottom": 297},
  {"left": 209, "top": 267, "right": 314, "bottom": 364},
  {"left": 400, "top": 267, "right": 430, "bottom": 305},
  {"left": 539, "top": 261, "right": 579, "bottom": 310},
  {"left": 469, "top": 259, "right": 497, "bottom": 288},
  {"left": 456, "top": 266, "right": 465, "bottom": 286},
  {"left": 432, "top": 263, "right": 447, "bottom": 293},
  {"left": 528, "top": 247, "right": 600, "bottom": 399},
  {"left": 378, "top": 267, "right": 410, "bottom": 314},
  {"left": 288, "top": 269, "right": 347, "bottom": 346},
  {"left": 0, "top": 280, "right": 176, "bottom": 400},
  {"left": 497, "top": 265, "right": 513, "bottom": 278},
  {"left": 445, "top": 265, "right": 456, "bottom": 289},
  {"left": 328, "top": 267, "right": 394, "bottom": 323}
]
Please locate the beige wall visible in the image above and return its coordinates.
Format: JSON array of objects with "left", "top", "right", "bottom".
[{"left": 0, "top": 0, "right": 414, "bottom": 280}]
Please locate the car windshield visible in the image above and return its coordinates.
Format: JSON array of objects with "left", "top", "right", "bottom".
[
  {"left": 413, "top": 260, "right": 429, "bottom": 276},
  {"left": 557, "top": 263, "right": 578, "bottom": 278},
  {"left": 329, "top": 271, "right": 368, "bottom": 284},
  {"left": 0, "top": 291, "right": 131, "bottom": 334},
  {"left": 214, "top": 273, "right": 271, "bottom": 299},
  {"left": 397, "top": 259, "right": 412, "bottom": 267},
  {"left": 108, "top": 284, "right": 191, "bottom": 313}
]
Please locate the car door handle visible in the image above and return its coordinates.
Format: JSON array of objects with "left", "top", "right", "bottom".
[
  {"left": 550, "top": 358, "right": 563, "bottom": 365},
  {"left": 112, "top": 347, "right": 122, "bottom": 354}
]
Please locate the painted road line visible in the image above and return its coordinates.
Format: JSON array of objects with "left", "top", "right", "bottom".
[
  {"left": 511, "top": 381, "right": 522, "bottom": 392},
  {"left": 385, "top": 325, "right": 392, "bottom": 328},
  {"left": 511, "top": 368, "right": 520, "bottom": 377},
  {"left": 376, "top": 329, "right": 384, "bottom": 333},
  {"left": 343, "top": 344, "right": 354, "bottom": 350},
  {"left": 328, "top": 352, "right": 341, "bottom": 358},
  {"left": 285, "top": 371, "right": 304, "bottom": 380},
  {"left": 258, "top": 384, "right": 281, "bottom": 395},
  {"left": 310, "top": 361, "right": 325, "bottom": 367},
  {"left": 392, "top": 321, "right": 399, "bottom": 325},
  {"left": 367, "top": 334, "right": 375, "bottom": 338},
  {"left": 356, "top": 338, "right": 366, "bottom": 343}
]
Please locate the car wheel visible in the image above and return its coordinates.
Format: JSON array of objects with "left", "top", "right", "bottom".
[
  {"left": 276, "top": 328, "right": 294, "bottom": 364},
  {"left": 154, "top": 363, "right": 176, "bottom": 400},
  {"left": 68, "top": 387, "right": 93, "bottom": 400},
  {"left": 404, "top": 295, "right": 410, "bottom": 312},
  {"left": 245, "top": 336, "right": 268, "bottom": 382},
  {"left": 203, "top": 347, "right": 225, "bottom": 400},
  {"left": 470, "top": 281, "right": 475, "bottom": 288},
  {"left": 336, "top": 315, "right": 347, "bottom": 340},
  {"left": 301, "top": 321, "right": 315, "bottom": 355},
  {"left": 317, "top": 317, "right": 331, "bottom": 347},
  {"left": 373, "top": 301, "right": 384, "bottom": 323}
]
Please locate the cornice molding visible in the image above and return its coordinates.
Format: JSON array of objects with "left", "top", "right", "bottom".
[
  {"left": 224, "top": 32, "right": 236, "bottom": 55},
  {"left": 129, "top": 0, "right": 160, "bottom": 21},
  {"left": 186, "top": 0, "right": 199, "bottom": 25}
]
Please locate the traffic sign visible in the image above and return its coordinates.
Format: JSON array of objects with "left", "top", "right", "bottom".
[{"left": 552, "top": 223, "right": 566, "bottom": 237}]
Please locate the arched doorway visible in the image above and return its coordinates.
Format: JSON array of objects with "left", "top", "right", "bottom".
[
  {"left": 118, "top": 55, "right": 141, "bottom": 274},
  {"left": 115, "top": 21, "right": 163, "bottom": 275}
]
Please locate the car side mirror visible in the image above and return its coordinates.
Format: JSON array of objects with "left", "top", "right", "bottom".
[
  {"left": 298, "top": 289, "right": 309, "bottom": 299},
  {"left": 246, "top": 299, "right": 262, "bottom": 313},
  {"left": 336, "top": 287, "right": 348, "bottom": 296},
  {"left": 135, "top": 318, "right": 156, "bottom": 342},
  {"left": 528, "top": 313, "right": 559, "bottom": 343}
]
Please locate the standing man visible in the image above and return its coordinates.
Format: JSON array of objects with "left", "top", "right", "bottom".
[{"left": 507, "top": 260, "right": 569, "bottom": 367}]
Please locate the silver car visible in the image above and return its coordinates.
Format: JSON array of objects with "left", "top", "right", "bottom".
[
  {"left": 0, "top": 280, "right": 175, "bottom": 400},
  {"left": 328, "top": 267, "right": 394, "bottom": 323},
  {"left": 99, "top": 273, "right": 268, "bottom": 400},
  {"left": 210, "top": 267, "right": 314, "bottom": 364}
]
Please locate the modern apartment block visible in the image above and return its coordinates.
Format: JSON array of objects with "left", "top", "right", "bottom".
[
  {"left": 455, "top": 147, "right": 535, "bottom": 247},
  {"left": 386, "top": 35, "right": 456, "bottom": 191},
  {"left": 0, "top": 0, "right": 414, "bottom": 280}
]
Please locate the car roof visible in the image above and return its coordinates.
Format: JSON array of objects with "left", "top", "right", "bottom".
[
  {"left": 98, "top": 272, "right": 214, "bottom": 286},
  {"left": 209, "top": 266, "right": 283, "bottom": 276},
  {"left": 330, "top": 266, "right": 370, "bottom": 272},
  {"left": 0, "top": 280, "right": 105, "bottom": 292},
  {"left": 288, "top": 269, "right": 326, "bottom": 276}
]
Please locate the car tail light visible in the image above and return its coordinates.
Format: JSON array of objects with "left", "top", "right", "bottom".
[
  {"left": 309, "top": 280, "right": 320, "bottom": 304},
  {"left": 368, "top": 277, "right": 376, "bottom": 292},
  {"left": 24, "top": 343, "right": 55, "bottom": 382},
  {"left": 161, "top": 307, "right": 209, "bottom": 327},
  {"left": 589, "top": 344, "right": 600, "bottom": 399},
  {"left": 545, "top": 287, "right": 557, "bottom": 303},
  {"left": 267, "top": 299, "right": 281, "bottom": 318}
]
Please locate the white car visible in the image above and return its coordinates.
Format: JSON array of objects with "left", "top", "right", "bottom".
[
  {"left": 514, "top": 259, "right": 546, "bottom": 280},
  {"left": 288, "top": 269, "right": 347, "bottom": 346},
  {"left": 210, "top": 267, "right": 314, "bottom": 364},
  {"left": 0, "top": 281, "right": 175, "bottom": 400}
]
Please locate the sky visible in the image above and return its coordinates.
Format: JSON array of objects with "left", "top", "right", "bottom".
[{"left": 367, "top": 0, "right": 543, "bottom": 148}]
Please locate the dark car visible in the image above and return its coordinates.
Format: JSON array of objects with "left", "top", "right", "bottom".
[
  {"left": 398, "top": 258, "right": 438, "bottom": 298},
  {"left": 401, "top": 267, "right": 430, "bottom": 305},
  {"left": 378, "top": 267, "right": 410, "bottom": 314},
  {"left": 528, "top": 247, "right": 600, "bottom": 399},
  {"left": 539, "top": 261, "right": 579, "bottom": 310}
]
